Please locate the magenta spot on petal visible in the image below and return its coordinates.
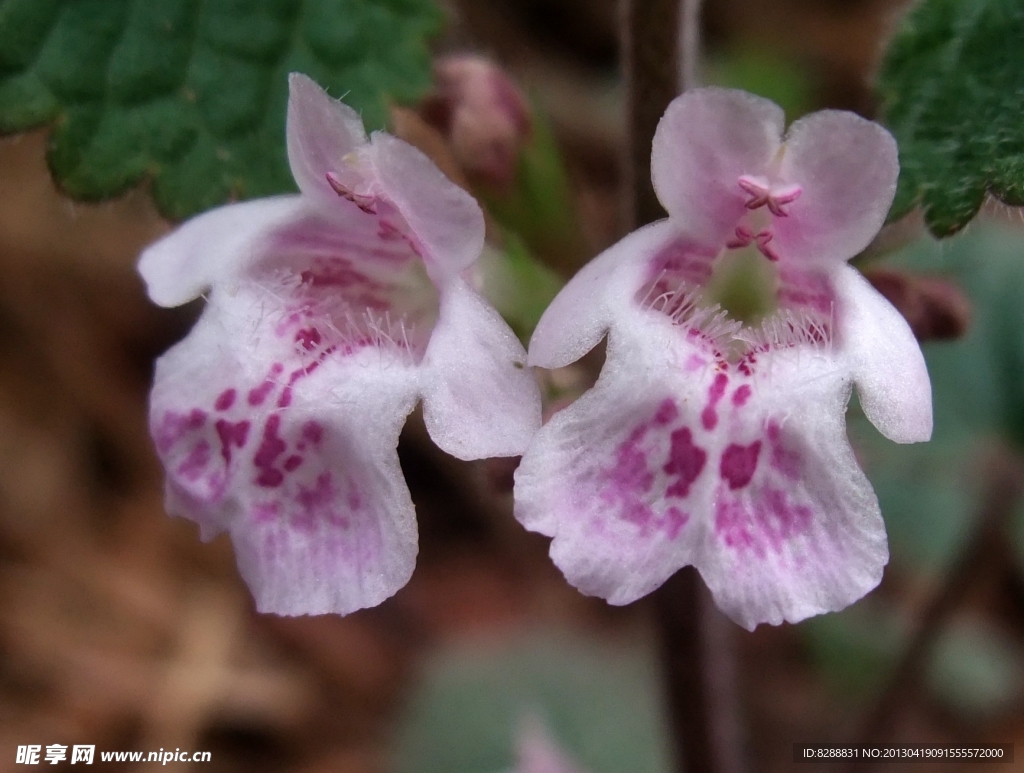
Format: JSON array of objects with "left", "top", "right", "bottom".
[
  {"left": 599, "top": 406, "right": 697, "bottom": 537},
  {"left": 214, "top": 388, "right": 237, "bottom": 411},
  {"left": 720, "top": 441, "right": 762, "bottom": 489},
  {"left": 653, "top": 399, "right": 678, "bottom": 426},
  {"left": 249, "top": 381, "right": 275, "bottom": 407},
  {"left": 731, "top": 385, "right": 752, "bottom": 407},
  {"left": 293, "top": 472, "right": 349, "bottom": 533},
  {"left": 301, "top": 421, "right": 324, "bottom": 446},
  {"left": 700, "top": 408, "right": 716, "bottom": 430},
  {"left": 257, "top": 468, "right": 283, "bottom": 488},
  {"left": 664, "top": 506, "right": 689, "bottom": 539},
  {"left": 215, "top": 418, "right": 250, "bottom": 463},
  {"left": 347, "top": 485, "right": 363, "bottom": 512},
  {"left": 767, "top": 420, "right": 802, "bottom": 480},
  {"left": 295, "top": 327, "right": 322, "bottom": 351},
  {"left": 153, "top": 408, "right": 207, "bottom": 453},
  {"left": 738, "top": 353, "right": 757, "bottom": 377},
  {"left": 664, "top": 427, "right": 706, "bottom": 498},
  {"left": 715, "top": 498, "right": 763, "bottom": 557},
  {"left": 283, "top": 454, "right": 303, "bottom": 471},
  {"left": 248, "top": 364, "right": 284, "bottom": 406},
  {"left": 709, "top": 372, "right": 730, "bottom": 403},
  {"left": 757, "top": 488, "right": 813, "bottom": 547},
  {"left": 715, "top": 485, "right": 814, "bottom": 557},
  {"left": 176, "top": 440, "right": 211, "bottom": 481},
  {"left": 607, "top": 425, "right": 655, "bottom": 497},
  {"left": 701, "top": 373, "right": 729, "bottom": 430},
  {"left": 297, "top": 472, "right": 333, "bottom": 510},
  {"left": 254, "top": 415, "right": 287, "bottom": 487},
  {"left": 277, "top": 361, "right": 322, "bottom": 409},
  {"left": 600, "top": 421, "right": 659, "bottom": 533}
]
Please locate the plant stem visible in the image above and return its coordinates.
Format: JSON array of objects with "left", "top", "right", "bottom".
[
  {"left": 655, "top": 569, "right": 746, "bottom": 773},
  {"left": 622, "top": 3, "right": 744, "bottom": 773},
  {"left": 622, "top": 0, "right": 683, "bottom": 230}
]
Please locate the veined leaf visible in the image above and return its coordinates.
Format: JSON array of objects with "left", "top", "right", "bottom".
[
  {"left": 878, "top": 0, "right": 1024, "bottom": 236},
  {"left": 0, "top": 0, "right": 441, "bottom": 219}
]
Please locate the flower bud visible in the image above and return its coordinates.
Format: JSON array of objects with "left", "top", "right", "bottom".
[
  {"left": 422, "top": 55, "right": 532, "bottom": 190},
  {"left": 865, "top": 267, "right": 971, "bottom": 341}
]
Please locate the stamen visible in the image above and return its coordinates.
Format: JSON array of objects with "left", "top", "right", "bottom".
[
  {"left": 754, "top": 231, "right": 780, "bottom": 262},
  {"left": 727, "top": 226, "right": 780, "bottom": 262},
  {"left": 727, "top": 226, "right": 751, "bottom": 249},
  {"left": 737, "top": 175, "right": 771, "bottom": 210},
  {"left": 736, "top": 175, "right": 802, "bottom": 217},
  {"left": 325, "top": 171, "right": 378, "bottom": 214},
  {"left": 765, "top": 183, "right": 802, "bottom": 217}
]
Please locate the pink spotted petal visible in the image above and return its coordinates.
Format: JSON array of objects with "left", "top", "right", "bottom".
[
  {"left": 834, "top": 264, "right": 933, "bottom": 443},
  {"left": 367, "top": 132, "right": 486, "bottom": 284},
  {"left": 528, "top": 220, "right": 680, "bottom": 369},
  {"left": 421, "top": 278, "right": 541, "bottom": 459},
  {"left": 774, "top": 110, "right": 899, "bottom": 265},
  {"left": 516, "top": 312, "right": 889, "bottom": 629},
  {"left": 651, "top": 88, "right": 783, "bottom": 249},
  {"left": 152, "top": 292, "right": 421, "bottom": 615},
  {"left": 138, "top": 196, "right": 307, "bottom": 307},
  {"left": 286, "top": 73, "right": 369, "bottom": 210},
  {"left": 697, "top": 345, "right": 888, "bottom": 630},
  {"left": 517, "top": 314, "right": 708, "bottom": 603}
]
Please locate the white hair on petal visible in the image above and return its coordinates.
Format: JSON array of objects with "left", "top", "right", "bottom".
[
  {"left": 641, "top": 280, "right": 742, "bottom": 347},
  {"left": 734, "top": 307, "right": 831, "bottom": 353}
]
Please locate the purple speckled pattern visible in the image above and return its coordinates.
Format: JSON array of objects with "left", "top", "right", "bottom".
[
  {"left": 515, "top": 87, "right": 931, "bottom": 629},
  {"left": 141, "top": 74, "right": 541, "bottom": 616}
]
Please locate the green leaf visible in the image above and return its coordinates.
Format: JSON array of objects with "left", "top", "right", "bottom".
[
  {"left": 0, "top": 0, "right": 441, "bottom": 220},
  {"left": 392, "top": 633, "right": 672, "bottom": 773},
  {"left": 878, "top": 0, "right": 1024, "bottom": 236},
  {"left": 481, "top": 109, "right": 588, "bottom": 275}
]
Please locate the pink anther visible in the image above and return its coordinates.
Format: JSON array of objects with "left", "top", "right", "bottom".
[
  {"left": 737, "top": 175, "right": 802, "bottom": 217},
  {"left": 326, "top": 171, "right": 377, "bottom": 214},
  {"left": 726, "top": 225, "right": 779, "bottom": 260},
  {"left": 726, "top": 225, "right": 755, "bottom": 249},
  {"left": 754, "top": 230, "right": 780, "bottom": 262}
]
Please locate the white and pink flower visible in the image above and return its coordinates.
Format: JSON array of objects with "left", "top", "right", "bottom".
[
  {"left": 140, "top": 74, "right": 541, "bottom": 616},
  {"left": 513, "top": 89, "right": 932, "bottom": 629}
]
